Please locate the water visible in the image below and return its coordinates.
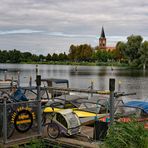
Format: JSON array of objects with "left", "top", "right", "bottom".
[{"left": 0, "top": 64, "right": 148, "bottom": 100}]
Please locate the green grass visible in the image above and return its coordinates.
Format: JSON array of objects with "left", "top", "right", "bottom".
[
  {"left": 102, "top": 121, "right": 148, "bottom": 148},
  {"left": 21, "top": 61, "right": 129, "bottom": 67}
]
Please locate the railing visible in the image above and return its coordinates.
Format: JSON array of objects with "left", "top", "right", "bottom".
[{"left": 0, "top": 75, "right": 42, "bottom": 144}]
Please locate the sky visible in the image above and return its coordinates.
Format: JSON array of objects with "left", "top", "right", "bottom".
[{"left": 0, "top": 0, "right": 148, "bottom": 55}]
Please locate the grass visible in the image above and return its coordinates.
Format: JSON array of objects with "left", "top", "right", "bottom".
[
  {"left": 21, "top": 61, "right": 129, "bottom": 67},
  {"left": 102, "top": 121, "right": 148, "bottom": 148},
  {"left": 22, "top": 138, "right": 62, "bottom": 148}
]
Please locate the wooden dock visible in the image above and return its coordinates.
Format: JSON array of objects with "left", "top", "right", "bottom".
[{"left": 0, "top": 126, "right": 100, "bottom": 148}]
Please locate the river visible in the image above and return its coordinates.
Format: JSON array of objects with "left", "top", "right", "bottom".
[{"left": 0, "top": 64, "right": 148, "bottom": 100}]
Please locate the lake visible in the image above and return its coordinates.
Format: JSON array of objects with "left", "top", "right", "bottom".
[{"left": 0, "top": 64, "right": 148, "bottom": 100}]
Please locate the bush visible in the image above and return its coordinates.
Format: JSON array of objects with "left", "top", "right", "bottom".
[{"left": 103, "top": 121, "right": 148, "bottom": 148}]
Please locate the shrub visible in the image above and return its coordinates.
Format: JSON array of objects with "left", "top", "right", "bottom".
[{"left": 103, "top": 121, "right": 148, "bottom": 148}]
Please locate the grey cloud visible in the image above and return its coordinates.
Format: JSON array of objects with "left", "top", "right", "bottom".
[
  {"left": 0, "top": 0, "right": 147, "bottom": 54},
  {"left": 0, "top": 29, "right": 43, "bottom": 35}
]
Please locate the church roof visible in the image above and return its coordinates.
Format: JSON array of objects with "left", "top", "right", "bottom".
[{"left": 100, "top": 26, "right": 105, "bottom": 38}]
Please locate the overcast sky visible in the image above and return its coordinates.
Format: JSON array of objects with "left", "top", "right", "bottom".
[{"left": 0, "top": 0, "right": 148, "bottom": 55}]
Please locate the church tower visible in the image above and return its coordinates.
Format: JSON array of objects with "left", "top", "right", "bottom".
[{"left": 99, "top": 26, "right": 106, "bottom": 49}]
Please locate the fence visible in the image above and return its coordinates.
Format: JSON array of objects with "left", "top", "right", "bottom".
[
  {"left": 0, "top": 75, "right": 118, "bottom": 145},
  {"left": 0, "top": 75, "right": 42, "bottom": 144}
]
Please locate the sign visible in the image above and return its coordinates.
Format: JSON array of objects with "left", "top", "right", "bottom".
[{"left": 11, "top": 106, "right": 35, "bottom": 133}]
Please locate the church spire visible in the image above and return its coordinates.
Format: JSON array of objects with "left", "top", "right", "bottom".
[
  {"left": 100, "top": 26, "right": 105, "bottom": 38},
  {"left": 99, "top": 26, "right": 106, "bottom": 49}
]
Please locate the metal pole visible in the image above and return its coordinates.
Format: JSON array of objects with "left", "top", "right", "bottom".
[
  {"left": 17, "top": 71, "right": 20, "bottom": 87},
  {"left": 36, "top": 75, "right": 42, "bottom": 135},
  {"left": 29, "top": 76, "right": 32, "bottom": 88},
  {"left": 4, "top": 71, "right": 7, "bottom": 81},
  {"left": 36, "top": 65, "right": 39, "bottom": 76},
  {"left": 109, "top": 79, "right": 115, "bottom": 125},
  {"left": 118, "top": 80, "right": 121, "bottom": 92},
  {"left": 11, "top": 76, "right": 13, "bottom": 87},
  {"left": 3, "top": 97, "right": 7, "bottom": 143},
  {"left": 91, "top": 81, "right": 93, "bottom": 97}
]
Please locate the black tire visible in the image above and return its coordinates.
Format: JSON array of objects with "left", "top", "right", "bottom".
[{"left": 47, "top": 122, "right": 60, "bottom": 139}]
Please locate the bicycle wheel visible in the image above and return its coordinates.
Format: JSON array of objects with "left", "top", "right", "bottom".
[
  {"left": 47, "top": 122, "right": 60, "bottom": 139},
  {"left": 7, "top": 122, "right": 15, "bottom": 139}
]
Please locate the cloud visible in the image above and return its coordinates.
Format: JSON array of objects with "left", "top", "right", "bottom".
[
  {"left": 46, "top": 32, "right": 95, "bottom": 38},
  {"left": 0, "top": 29, "right": 43, "bottom": 35},
  {"left": 0, "top": 0, "right": 147, "bottom": 54}
]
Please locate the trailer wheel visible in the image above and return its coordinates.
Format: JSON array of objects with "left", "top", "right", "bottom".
[{"left": 47, "top": 122, "right": 60, "bottom": 139}]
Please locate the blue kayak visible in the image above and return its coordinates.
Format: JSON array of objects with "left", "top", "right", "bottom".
[{"left": 124, "top": 101, "right": 148, "bottom": 114}]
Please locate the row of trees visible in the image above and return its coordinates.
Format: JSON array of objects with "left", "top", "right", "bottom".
[
  {"left": 0, "top": 50, "right": 68, "bottom": 63},
  {"left": 69, "top": 44, "right": 124, "bottom": 62},
  {"left": 0, "top": 35, "right": 147, "bottom": 68}
]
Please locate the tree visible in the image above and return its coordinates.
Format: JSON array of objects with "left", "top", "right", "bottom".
[
  {"left": 52, "top": 53, "right": 59, "bottom": 61},
  {"left": 69, "top": 44, "right": 77, "bottom": 61},
  {"left": 125, "top": 35, "right": 143, "bottom": 63},
  {"left": 21, "top": 52, "right": 32, "bottom": 62},
  {"left": 116, "top": 41, "right": 126, "bottom": 60},
  {"left": 46, "top": 53, "right": 52, "bottom": 61},
  {"left": 139, "top": 41, "right": 148, "bottom": 69},
  {"left": 79, "top": 44, "right": 93, "bottom": 61},
  {"left": 58, "top": 52, "right": 68, "bottom": 61},
  {"left": 0, "top": 50, "right": 9, "bottom": 63},
  {"left": 39, "top": 54, "right": 46, "bottom": 62},
  {"left": 8, "top": 49, "right": 22, "bottom": 63},
  {"left": 32, "top": 54, "right": 39, "bottom": 62},
  {"left": 68, "top": 44, "right": 93, "bottom": 61}
]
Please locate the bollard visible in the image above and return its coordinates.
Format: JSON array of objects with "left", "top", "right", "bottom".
[
  {"left": 3, "top": 97, "right": 7, "bottom": 143},
  {"left": 109, "top": 78, "right": 115, "bottom": 125},
  {"left": 36, "top": 75, "right": 42, "bottom": 135}
]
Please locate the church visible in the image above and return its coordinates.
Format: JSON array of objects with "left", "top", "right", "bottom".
[{"left": 98, "top": 27, "right": 116, "bottom": 51}]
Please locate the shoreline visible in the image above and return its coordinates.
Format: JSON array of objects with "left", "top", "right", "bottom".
[{"left": 1, "top": 62, "right": 146, "bottom": 69}]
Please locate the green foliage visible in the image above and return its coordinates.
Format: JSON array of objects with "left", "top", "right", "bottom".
[
  {"left": 24, "top": 139, "right": 46, "bottom": 148},
  {"left": 0, "top": 35, "right": 147, "bottom": 68},
  {"left": 92, "top": 49, "right": 115, "bottom": 62},
  {"left": 125, "top": 35, "right": 143, "bottom": 62},
  {"left": 139, "top": 41, "right": 148, "bottom": 68},
  {"left": 116, "top": 35, "right": 148, "bottom": 68},
  {"left": 116, "top": 41, "right": 126, "bottom": 60},
  {"left": 103, "top": 122, "right": 148, "bottom": 148},
  {"left": 69, "top": 44, "right": 93, "bottom": 61},
  {"left": 22, "top": 139, "right": 62, "bottom": 148}
]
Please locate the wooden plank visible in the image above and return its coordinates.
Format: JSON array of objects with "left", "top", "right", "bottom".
[{"left": 44, "top": 137, "right": 99, "bottom": 148}]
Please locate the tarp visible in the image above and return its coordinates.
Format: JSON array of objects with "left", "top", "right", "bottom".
[
  {"left": 124, "top": 101, "right": 148, "bottom": 113},
  {"left": 11, "top": 88, "right": 28, "bottom": 102}
]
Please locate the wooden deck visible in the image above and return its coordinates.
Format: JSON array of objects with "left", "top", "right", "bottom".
[{"left": 0, "top": 126, "right": 100, "bottom": 148}]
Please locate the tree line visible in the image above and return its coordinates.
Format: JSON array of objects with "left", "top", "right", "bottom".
[
  {"left": 0, "top": 35, "right": 147, "bottom": 68},
  {"left": 0, "top": 50, "right": 68, "bottom": 63}
]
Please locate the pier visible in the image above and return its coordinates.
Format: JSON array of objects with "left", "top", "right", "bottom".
[{"left": 0, "top": 73, "right": 145, "bottom": 148}]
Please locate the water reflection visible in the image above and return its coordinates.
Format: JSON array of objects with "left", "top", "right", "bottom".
[{"left": 0, "top": 64, "right": 148, "bottom": 100}]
